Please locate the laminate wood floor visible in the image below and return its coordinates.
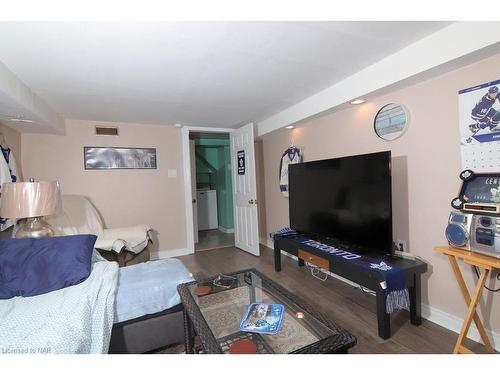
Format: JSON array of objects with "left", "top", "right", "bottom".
[
  {"left": 177, "top": 245, "right": 494, "bottom": 354},
  {"left": 195, "top": 229, "right": 234, "bottom": 252}
]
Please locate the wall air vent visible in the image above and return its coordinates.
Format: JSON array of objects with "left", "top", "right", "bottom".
[{"left": 95, "top": 126, "right": 119, "bottom": 136}]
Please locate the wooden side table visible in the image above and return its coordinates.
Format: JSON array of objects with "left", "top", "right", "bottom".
[{"left": 435, "top": 246, "right": 499, "bottom": 354}]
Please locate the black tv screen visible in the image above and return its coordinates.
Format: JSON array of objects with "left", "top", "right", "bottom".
[{"left": 289, "top": 151, "right": 392, "bottom": 256}]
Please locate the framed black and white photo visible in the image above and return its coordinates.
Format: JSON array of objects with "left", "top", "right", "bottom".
[{"left": 84, "top": 147, "right": 157, "bottom": 170}]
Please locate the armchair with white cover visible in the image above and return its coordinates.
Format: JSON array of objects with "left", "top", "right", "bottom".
[{"left": 46, "top": 195, "right": 152, "bottom": 266}]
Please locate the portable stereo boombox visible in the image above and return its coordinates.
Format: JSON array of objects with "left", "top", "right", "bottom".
[
  {"left": 446, "top": 170, "right": 500, "bottom": 258},
  {"left": 446, "top": 211, "right": 500, "bottom": 258}
]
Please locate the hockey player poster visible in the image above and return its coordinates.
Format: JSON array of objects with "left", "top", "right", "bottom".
[{"left": 459, "top": 79, "right": 500, "bottom": 172}]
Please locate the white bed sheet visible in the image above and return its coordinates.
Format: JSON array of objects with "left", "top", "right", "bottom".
[{"left": 0, "top": 255, "right": 118, "bottom": 354}]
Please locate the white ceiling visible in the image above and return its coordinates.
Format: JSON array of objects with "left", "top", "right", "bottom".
[{"left": 0, "top": 21, "right": 451, "bottom": 128}]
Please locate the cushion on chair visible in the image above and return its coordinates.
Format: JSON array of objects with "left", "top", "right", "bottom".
[{"left": 0, "top": 234, "right": 96, "bottom": 299}]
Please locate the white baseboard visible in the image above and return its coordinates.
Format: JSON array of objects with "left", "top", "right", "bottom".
[
  {"left": 260, "top": 242, "right": 500, "bottom": 350},
  {"left": 421, "top": 303, "right": 500, "bottom": 351},
  {"left": 263, "top": 238, "right": 274, "bottom": 249},
  {"left": 260, "top": 237, "right": 269, "bottom": 247},
  {"left": 218, "top": 226, "right": 234, "bottom": 234},
  {"left": 151, "top": 248, "right": 193, "bottom": 259}
]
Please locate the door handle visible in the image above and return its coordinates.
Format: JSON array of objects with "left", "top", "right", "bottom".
[
  {"left": 248, "top": 199, "right": 254, "bottom": 204},
  {"left": 192, "top": 199, "right": 196, "bottom": 203}
]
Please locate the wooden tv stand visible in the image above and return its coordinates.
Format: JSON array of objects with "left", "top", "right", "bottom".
[{"left": 273, "top": 235, "right": 427, "bottom": 339}]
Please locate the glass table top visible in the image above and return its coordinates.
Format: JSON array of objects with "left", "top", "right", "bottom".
[{"left": 187, "top": 270, "right": 337, "bottom": 353}]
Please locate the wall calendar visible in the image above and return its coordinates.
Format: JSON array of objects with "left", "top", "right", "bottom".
[{"left": 459, "top": 79, "right": 500, "bottom": 172}]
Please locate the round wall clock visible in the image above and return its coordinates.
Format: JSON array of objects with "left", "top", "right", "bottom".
[{"left": 373, "top": 103, "right": 410, "bottom": 141}]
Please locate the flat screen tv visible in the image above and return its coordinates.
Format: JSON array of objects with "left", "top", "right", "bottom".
[{"left": 289, "top": 151, "right": 393, "bottom": 257}]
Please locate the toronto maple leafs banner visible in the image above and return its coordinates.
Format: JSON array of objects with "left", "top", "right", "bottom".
[
  {"left": 292, "top": 236, "right": 409, "bottom": 313},
  {"left": 459, "top": 79, "right": 500, "bottom": 172}
]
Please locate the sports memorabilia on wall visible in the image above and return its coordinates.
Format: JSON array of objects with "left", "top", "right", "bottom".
[
  {"left": 459, "top": 79, "right": 500, "bottom": 172},
  {"left": 84, "top": 147, "right": 157, "bottom": 170},
  {"left": 373, "top": 103, "right": 409, "bottom": 141},
  {"left": 279, "top": 146, "right": 302, "bottom": 197},
  {"left": 450, "top": 169, "right": 500, "bottom": 213},
  {"left": 237, "top": 150, "right": 245, "bottom": 175}
]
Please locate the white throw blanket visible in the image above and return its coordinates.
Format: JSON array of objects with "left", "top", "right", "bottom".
[
  {"left": 94, "top": 225, "right": 152, "bottom": 254},
  {"left": 47, "top": 195, "right": 151, "bottom": 254},
  {"left": 0, "top": 254, "right": 119, "bottom": 354}
]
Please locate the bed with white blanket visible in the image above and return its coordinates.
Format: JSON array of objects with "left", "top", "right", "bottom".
[
  {"left": 0, "top": 252, "right": 193, "bottom": 354},
  {"left": 0, "top": 254, "right": 119, "bottom": 354}
]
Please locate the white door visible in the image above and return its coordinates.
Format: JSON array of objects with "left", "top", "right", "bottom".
[
  {"left": 230, "top": 123, "right": 259, "bottom": 256},
  {"left": 189, "top": 140, "right": 199, "bottom": 243}
]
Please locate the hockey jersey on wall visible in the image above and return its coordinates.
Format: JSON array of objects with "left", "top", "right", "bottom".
[
  {"left": 0, "top": 145, "right": 20, "bottom": 231},
  {"left": 279, "top": 146, "right": 302, "bottom": 197}
]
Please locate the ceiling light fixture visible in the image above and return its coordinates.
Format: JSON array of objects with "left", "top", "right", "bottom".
[
  {"left": 9, "top": 116, "right": 33, "bottom": 123},
  {"left": 349, "top": 99, "right": 366, "bottom": 105},
  {"left": 285, "top": 125, "right": 295, "bottom": 129}
]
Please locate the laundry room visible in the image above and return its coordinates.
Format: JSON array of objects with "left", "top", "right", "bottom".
[{"left": 190, "top": 132, "right": 234, "bottom": 251}]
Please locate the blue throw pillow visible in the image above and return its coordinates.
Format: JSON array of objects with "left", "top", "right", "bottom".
[{"left": 0, "top": 234, "right": 96, "bottom": 299}]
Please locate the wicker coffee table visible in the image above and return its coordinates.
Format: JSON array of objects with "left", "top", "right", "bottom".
[{"left": 177, "top": 269, "right": 356, "bottom": 354}]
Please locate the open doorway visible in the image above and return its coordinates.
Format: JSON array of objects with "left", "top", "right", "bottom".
[
  {"left": 182, "top": 123, "right": 259, "bottom": 256},
  {"left": 190, "top": 132, "right": 234, "bottom": 251}
]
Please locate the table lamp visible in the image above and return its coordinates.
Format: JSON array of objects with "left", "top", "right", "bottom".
[{"left": 0, "top": 179, "right": 62, "bottom": 238}]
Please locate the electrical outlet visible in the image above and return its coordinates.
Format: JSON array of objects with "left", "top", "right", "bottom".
[{"left": 397, "top": 240, "right": 407, "bottom": 252}]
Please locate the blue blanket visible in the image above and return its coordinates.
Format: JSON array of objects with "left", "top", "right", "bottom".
[
  {"left": 288, "top": 236, "right": 409, "bottom": 313},
  {"left": 114, "top": 258, "right": 194, "bottom": 323}
]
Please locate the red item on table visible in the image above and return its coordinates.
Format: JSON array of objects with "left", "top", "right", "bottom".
[
  {"left": 194, "top": 285, "right": 211, "bottom": 296},
  {"left": 229, "top": 339, "right": 257, "bottom": 354}
]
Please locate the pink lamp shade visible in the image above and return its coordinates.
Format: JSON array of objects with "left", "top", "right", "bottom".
[{"left": 0, "top": 181, "right": 62, "bottom": 219}]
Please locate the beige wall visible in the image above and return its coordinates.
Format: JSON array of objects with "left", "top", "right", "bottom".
[
  {"left": 255, "top": 140, "right": 267, "bottom": 244},
  {"left": 0, "top": 122, "right": 22, "bottom": 179},
  {"left": 22, "top": 119, "right": 186, "bottom": 254},
  {"left": 259, "top": 53, "right": 500, "bottom": 335}
]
